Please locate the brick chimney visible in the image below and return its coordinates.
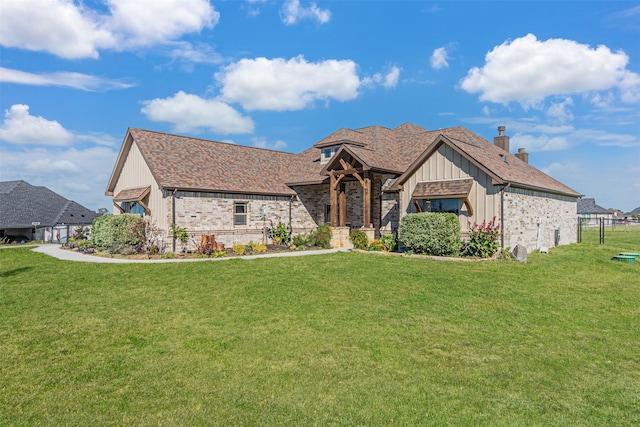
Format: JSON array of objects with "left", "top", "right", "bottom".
[
  {"left": 515, "top": 147, "right": 528, "bottom": 163},
  {"left": 494, "top": 126, "right": 510, "bottom": 152}
]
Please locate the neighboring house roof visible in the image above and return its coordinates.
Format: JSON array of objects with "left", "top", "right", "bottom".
[
  {"left": 107, "top": 124, "right": 581, "bottom": 199},
  {"left": 0, "top": 180, "right": 98, "bottom": 228},
  {"left": 577, "top": 198, "right": 610, "bottom": 215}
]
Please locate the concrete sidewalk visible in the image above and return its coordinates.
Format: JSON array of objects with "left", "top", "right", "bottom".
[{"left": 31, "top": 244, "right": 350, "bottom": 263}]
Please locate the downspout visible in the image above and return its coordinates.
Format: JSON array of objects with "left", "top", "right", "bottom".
[
  {"left": 171, "top": 189, "right": 177, "bottom": 253},
  {"left": 500, "top": 183, "right": 511, "bottom": 250}
]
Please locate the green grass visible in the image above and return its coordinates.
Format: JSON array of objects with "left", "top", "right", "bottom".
[{"left": 1, "top": 230, "right": 639, "bottom": 426}]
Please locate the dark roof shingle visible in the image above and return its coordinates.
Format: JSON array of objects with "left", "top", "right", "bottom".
[{"left": 0, "top": 180, "right": 98, "bottom": 228}]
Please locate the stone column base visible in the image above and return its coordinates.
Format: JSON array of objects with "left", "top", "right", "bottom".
[
  {"left": 360, "top": 227, "right": 375, "bottom": 243},
  {"left": 330, "top": 226, "right": 352, "bottom": 249}
]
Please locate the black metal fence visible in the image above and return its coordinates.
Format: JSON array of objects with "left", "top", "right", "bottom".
[{"left": 577, "top": 217, "right": 640, "bottom": 244}]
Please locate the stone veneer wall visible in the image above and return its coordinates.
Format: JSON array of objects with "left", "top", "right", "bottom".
[
  {"left": 502, "top": 188, "right": 578, "bottom": 253},
  {"left": 162, "top": 193, "right": 318, "bottom": 251},
  {"left": 380, "top": 192, "right": 399, "bottom": 236}
]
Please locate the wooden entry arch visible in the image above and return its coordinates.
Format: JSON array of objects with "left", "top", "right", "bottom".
[{"left": 328, "top": 157, "right": 371, "bottom": 228}]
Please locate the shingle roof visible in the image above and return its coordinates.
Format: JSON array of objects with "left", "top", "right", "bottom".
[
  {"left": 0, "top": 180, "right": 98, "bottom": 228},
  {"left": 412, "top": 179, "right": 474, "bottom": 199},
  {"left": 108, "top": 124, "right": 580, "bottom": 199},
  {"left": 113, "top": 186, "right": 150, "bottom": 202},
  {"left": 120, "top": 128, "right": 300, "bottom": 195},
  {"left": 577, "top": 198, "right": 610, "bottom": 214}
]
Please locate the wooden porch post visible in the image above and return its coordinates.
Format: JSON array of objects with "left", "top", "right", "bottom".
[
  {"left": 339, "top": 184, "right": 347, "bottom": 227},
  {"left": 363, "top": 176, "right": 371, "bottom": 228},
  {"left": 330, "top": 174, "right": 338, "bottom": 227}
]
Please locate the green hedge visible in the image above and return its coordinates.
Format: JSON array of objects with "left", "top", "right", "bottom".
[
  {"left": 91, "top": 214, "right": 145, "bottom": 252},
  {"left": 399, "top": 213, "right": 461, "bottom": 256}
]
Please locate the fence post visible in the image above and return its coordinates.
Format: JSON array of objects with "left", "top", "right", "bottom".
[
  {"left": 577, "top": 217, "right": 582, "bottom": 243},
  {"left": 600, "top": 217, "right": 605, "bottom": 244}
]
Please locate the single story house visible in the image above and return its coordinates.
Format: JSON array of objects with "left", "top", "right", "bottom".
[
  {"left": 105, "top": 124, "right": 581, "bottom": 252},
  {"left": 577, "top": 198, "right": 612, "bottom": 226},
  {"left": 0, "top": 180, "right": 99, "bottom": 243}
]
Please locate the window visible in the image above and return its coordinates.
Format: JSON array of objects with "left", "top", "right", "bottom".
[
  {"left": 321, "top": 146, "right": 339, "bottom": 164},
  {"left": 324, "top": 204, "right": 331, "bottom": 223},
  {"left": 234, "top": 202, "right": 248, "bottom": 226},
  {"left": 121, "top": 201, "right": 146, "bottom": 216},
  {"left": 427, "top": 198, "right": 460, "bottom": 214}
]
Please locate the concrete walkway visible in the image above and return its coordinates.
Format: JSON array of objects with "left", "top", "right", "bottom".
[{"left": 31, "top": 244, "right": 351, "bottom": 263}]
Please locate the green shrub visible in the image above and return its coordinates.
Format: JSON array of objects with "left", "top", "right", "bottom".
[
  {"left": 399, "top": 213, "right": 461, "bottom": 256},
  {"left": 232, "top": 243, "right": 246, "bottom": 256},
  {"left": 91, "top": 214, "right": 145, "bottom": 252},
  {"left": 367, "top": 239, "right": 384, "bottom": 251},
  {"left": 270, "top": 221, "right": 291, "bottom": 245},
  {"left": 460, "top": 217, "right": 501, "bottom": 258},
  {"left": 248, "top": 241, "right": 267, "bottom": 254},
  {"left": 380, "top": 233, "right": 397, "bottom": 252},
  {"left": 314, "top": 224, "right": 332, "bottom": 249},
  {"left": 292, "top": 233, "right": 314, "bottom": 247},
  {"left": 350, "top": 230, "right": 369, "bottom": 250}
]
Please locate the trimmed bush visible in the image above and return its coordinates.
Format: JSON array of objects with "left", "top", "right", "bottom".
[
  {"left": 399, "top": 213, "right": 461, "bottom": 256},
  {"left": 91, "top": 214, "right": 145, "bottom": 252},
  {"left": 314, "top": 224, "right": 332, "bottom": 249},
  {"left": 350, "top": 230, "right": 369, "bottom": 250}
]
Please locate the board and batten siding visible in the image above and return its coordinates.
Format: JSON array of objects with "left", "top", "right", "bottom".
[
  {"left": 111, "top": 141, "right": 168, "bottom": 230},
  {"left": 399, "top": 144, "right": 500, "bottom": 232}
]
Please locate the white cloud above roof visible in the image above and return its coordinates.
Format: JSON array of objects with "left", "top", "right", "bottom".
[
  {"left": 280, "top": 0, "right": 331, "bottom": 25},
  {"left": 0, "top": 104, "right": 74, "bottom": 146},
  {"left": 459, "top": 33, "right": 640, "bottom": 106},
  {"left": 216, "top": 56, "right": 360, "bottom": 111},
  {"left": 430, "top": 47, "right": 449, "bottom": 70},
  {"left": 0, "top": 67, "right": 133, "bottom": 91},
  {"left": 0, "top": 0, "right": 115, "bottom": 59},
  {"left": 141, "top": 91, "right": 255, "bottom": 134},
  {"left": 0, "top": 0, "right": 218, "bottom": 59},
  {"left": 105, "top": 0, "right": 219, "bottom": 48}
]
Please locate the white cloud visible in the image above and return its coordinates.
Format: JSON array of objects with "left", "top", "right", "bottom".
[
  {"left": 362, "top": 66, "right": 402, "bottom": 89},
  {"left": 430, "top": 47, "right": 449, "bottom": 70},
  {"left": 216, "top": 56, "right": 360, "bottom": 111},
  {"left": 0, "top": 67, "right": 134, "bottom": 91},
  {"left": 511, "top": 133, "right": 571, "bottom": 152},
  {"left": 0, "top": 145, "right": 119, "bottom": 210},
  {"left": 0, "top": 0, "right": 219, "bottom": 59},
  {"left": 546, "top": 98, "right": 574, "bottom": 124},
  {"left": 0, "top": 0, "right": 115, "bottom": 59},
  {"left": 280, "top": 0, "right": 331, "bottom": 25},
  {"left": 106, "top": 0, "right": 219, "bottom": 48},
  {"left": 0, "top": 104, "right": 74, "bottom": 146},
  {"left": 383, "top": 66, "right": 401, "bottom": 88},
  {"left": 141, "top": 91, "right": 255, "bottom": 134},
  {"left": 460, "top": 33, "right": 640, "bottom": 106},
  {"left": 251, "top": 136, "right": 287, "bottom": 151}
]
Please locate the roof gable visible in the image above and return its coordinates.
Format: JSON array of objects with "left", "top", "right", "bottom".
[
  {"left": 111, "top": 128, "right": 300, "bottom": 196},
  {"left": 388, "top": 127, "right": 581, "bottom": 197}
]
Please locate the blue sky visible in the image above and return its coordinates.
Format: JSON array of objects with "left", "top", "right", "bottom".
[{"left": 1, "top": 0, "right": 639, "bottom": 213}]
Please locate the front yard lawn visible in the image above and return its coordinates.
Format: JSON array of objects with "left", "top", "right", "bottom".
[{"left": 1, "top": 231, "right": 639, "bottom": 426}]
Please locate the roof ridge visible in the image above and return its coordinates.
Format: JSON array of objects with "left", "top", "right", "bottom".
[{"left": 131, "top": 128, "right": 297, "bottom": 156}]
